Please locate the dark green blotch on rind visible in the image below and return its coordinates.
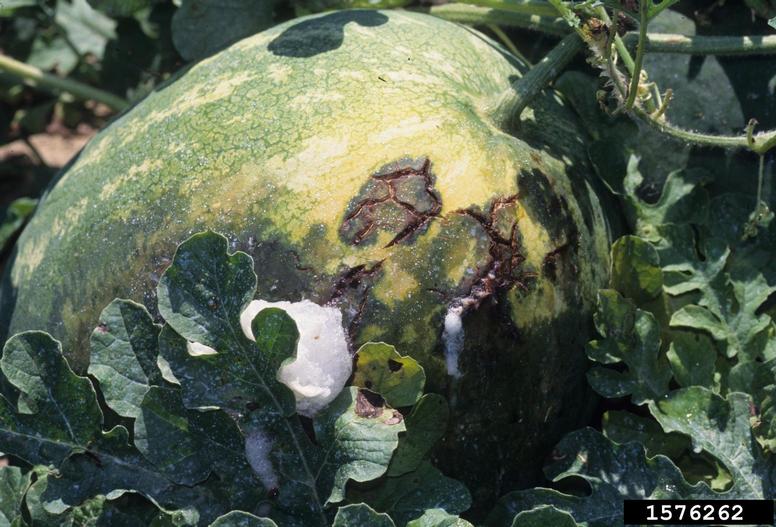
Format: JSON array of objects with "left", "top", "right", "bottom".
[{"left": 432, "top": 298, "right": 598, "bottom": 518}]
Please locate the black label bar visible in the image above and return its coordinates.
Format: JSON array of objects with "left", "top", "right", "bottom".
[{"left": 623, "top": 500, "right": 774, "bottom": 525}]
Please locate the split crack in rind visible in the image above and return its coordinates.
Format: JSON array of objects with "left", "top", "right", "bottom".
[
  {"left": 340, "top": 157, "right": 441, "bottom": 248},
  {"left": 451, "top": 196, "right": 535, "bottom": 312}
]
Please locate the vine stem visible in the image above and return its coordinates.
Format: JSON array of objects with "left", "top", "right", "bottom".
[
  {"left": 421, "top": 4, "right": 569, "bottom": 36},
  {"left": 622, "top": 33, "right": 776, "bottom": 55},
  {"left": 590, "top": 6, "right": 775, "bottom": 153},
  {"left": 624, "top": 0, "right": 648, "bottom": 110},
  {"left": 634, "top": 106, "right": 776, "bottom": 155},
  {"left": 430, "top": 5, "right": 776, "bottom": 56},
  {"left": 0, "top": 53, "right": 129, "bottom": 112},
  {"left": 444, "top": 0, "right": 776, "bottom": 153},
  {"left": 451, "top": 0, "right": 559, "bottom": 17},
  {"left": 593, "top": 7, "right": 637, "bottom": 88},
  {"left": 490, "top": 32, "right": 583, "bottom": 124}
]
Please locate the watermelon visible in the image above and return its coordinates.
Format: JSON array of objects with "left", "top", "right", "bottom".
[{"left": 0, "top": 9, "right": 616, "bottom": 505}]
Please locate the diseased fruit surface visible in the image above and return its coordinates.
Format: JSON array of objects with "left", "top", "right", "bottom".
[{"left": 0, "top": 9, "right": 615, "bottom": 508}]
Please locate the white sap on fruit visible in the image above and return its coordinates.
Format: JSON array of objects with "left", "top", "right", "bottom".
[
  {"left": 240, "top": 299, "right": 352, "bottom": 417},
  {"left": 443, "top": 305, "right": 464, "bottom": 379},
  {"left": 184, "top": 299, "right": 352, "bottom": 417}
]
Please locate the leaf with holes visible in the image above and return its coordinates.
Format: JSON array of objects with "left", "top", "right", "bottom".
[{"left": 353, "top": 342, "right": 425, "bottom": 408}]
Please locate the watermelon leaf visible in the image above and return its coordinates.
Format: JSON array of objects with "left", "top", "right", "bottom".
[
  {"left": 487, "top": 428, "right": 717, "bottom": 527},
  {"left": 349, "top": 461, "right": 471, "bottom": 526},
  {"left": 352, "top": 342, "right": 426, "bottom": 408},
  {"left": 332, "top": 504, "right": 394, "bottom": 527},
  {"left": 406, "top": 509, "right": 474, "bottom": 527},
  {"left": 609, "top": 235, "right": 663, "bottom": 305},
  {"left": 510, "top": 506, "right": 580, "bottom": 527},
  {"left": 670, "top": 266, "right": 776, "bottom": 361},
  {"left": 387, "top": 393, "right": 448, "bottom": 477},
  {"left": 54, "top": 0, "right": 116, "bottom": 59},
  {"left": 157, "top": 231, "right": 405, "bottom": 524},
  {"left": 665, "top": 330, "right": 717, "bottom": 388},
  {"left": 585, "top": 290, "right": 671, "bottom": 405},
  {"left": 649, "top": 387, "right": 770, "bottom": 498},
  {"left": 729, "top": 358, "right": 776, "bottom": 452},
  {"left": 0, "top": 331, "right": 103, "bottom": 466},
  {"left": 209, "top": 511, "right": 279, "bottom": 526},
  {"left": 0, "top": 465, "right": 31, "bottom": 526},
  {"left": 0, "top": 198, "right": 37, "bottom": 255},
  {"left": 88, "top": 299, "right": 163, "bottom": 419}
]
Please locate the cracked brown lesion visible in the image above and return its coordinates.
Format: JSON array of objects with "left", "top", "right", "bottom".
[
  {"left": 340, "top": 157, "right": 441, "bottom": 247},
  {"left": 326, "top": 261, "right": 384, "bottom": 336},
  {"left": 452, "top": 195, "right": 535, "bottom": 311}
]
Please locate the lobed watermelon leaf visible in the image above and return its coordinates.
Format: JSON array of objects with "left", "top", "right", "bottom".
[
  {"left": 670, "top": 265, "right": 776, "bottom": 361},
  {"left": 649, "top": 387, "right": 771, "bottom": 499},
  {"left": 156, "top": 231, "right": 406, "bottom": 524},
  {"left": 585, "top": 290, "right": 671, "bottom": 405},
  {"left": 1, "top": 230, "right": 468, "bottom": 526},
  {"left": 487, "top": 428, "right": 719, "bottom": 527}
]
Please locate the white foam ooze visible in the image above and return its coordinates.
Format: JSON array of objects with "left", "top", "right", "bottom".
[
  {"left": 442, "top": 305, "right": 464, "bottom": 379},
  {"left": 239, "top": 299, "right": 352, "bottom": 417}
]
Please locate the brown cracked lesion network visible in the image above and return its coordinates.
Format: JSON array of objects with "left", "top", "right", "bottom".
[
  {"left": 340, "top": 157, "right": 441, "bottom": 247},
  {"left": 453, "top": 196, "right": 536, "bottom": 310}
]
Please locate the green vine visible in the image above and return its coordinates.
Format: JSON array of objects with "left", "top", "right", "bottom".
[{"left": 0, "top": 53, "right": 129, "bottom": 112}]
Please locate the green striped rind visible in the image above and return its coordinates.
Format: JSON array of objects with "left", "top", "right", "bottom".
[{"left": 1, "top": 10, "right": 614, "bottom": 503}]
